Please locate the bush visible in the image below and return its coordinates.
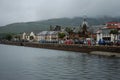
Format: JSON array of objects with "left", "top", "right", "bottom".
[{"left": 58, "top": 33, "right": 65, "bottom": 39}]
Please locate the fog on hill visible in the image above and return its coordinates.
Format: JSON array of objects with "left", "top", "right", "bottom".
[{"left": 0, "top": 17, "right": 120, "bottom": 33}]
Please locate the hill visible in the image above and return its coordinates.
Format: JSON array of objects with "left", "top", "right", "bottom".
[{"left": 0, "top": 17, "right": 120, "bottom": 33}]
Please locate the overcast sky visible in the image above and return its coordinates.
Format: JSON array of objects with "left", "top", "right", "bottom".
[{"left": 0, "top": 0, "right": 120, "bottom": 26}]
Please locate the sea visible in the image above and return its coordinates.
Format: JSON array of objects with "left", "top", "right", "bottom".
[{"left": 0, "top": 44, "right": 120, "bottom": 80}]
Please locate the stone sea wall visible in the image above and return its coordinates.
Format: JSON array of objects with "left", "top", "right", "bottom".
[{"left": 1, "top": 41, "right": 120, "bottom": 57}]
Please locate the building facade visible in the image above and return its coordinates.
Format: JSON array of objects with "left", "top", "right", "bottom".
[
  {"left": 96, "top": 22, "right": 120, "bottom": 43},
  {"left": 22, "top": 32, "right": 36, "bottom": 41},
  {"left": 37, "top": 31, "right": 59, "bottom": 42}
]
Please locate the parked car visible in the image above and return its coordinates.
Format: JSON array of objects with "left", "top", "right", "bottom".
[
  {"left": 50, "top": 40, "right": 58, "bottom": 43},
  {"left": 79, "top": 40, "right": 84, "bottom": 44},
  {"left": 74, "top": 39, "right": 79, "bottom": 44},
  {"left": 98, "top": 39, "right": 105, "bottom": 45},
  {"left": 59, "top": 40, "right": 64, "bottom": 44},
  {"left": 91, "top": 40, "right": 96, "bottom": 45},
  {"left": 64, "top": 39, "right": 73, "bottom": 44},
  {"left": 39, "top": 40, "right": 46, "bottom": 43},
  {"left": 20, "top": 39, "right": 29, "bottom": 42},
  {"left": 74, "top": 39, "right": 84, "bottom": 44},
  {"left": 115, "top": 40, "right": 120, "bottom": 46},
  {"left": 104, "top": 40, "right": 113, "bottom": 45}
]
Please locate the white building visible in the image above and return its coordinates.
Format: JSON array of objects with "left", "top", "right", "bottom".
[
  {"left": 22, "top": 32, "right": 36, "bottom": 41},
  {"left": 96, "top": 22, "right": 120, "bottom": 43},
  {"left": 37, "top": 31, "right": 59, "bottom": 41},
  {"left": 96, "top": 29, "right": 116, "bottom": 42}
]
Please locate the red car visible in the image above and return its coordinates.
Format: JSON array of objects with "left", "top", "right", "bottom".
[{"left": 64, "top": 40, "right": 73, "bottom": 44}]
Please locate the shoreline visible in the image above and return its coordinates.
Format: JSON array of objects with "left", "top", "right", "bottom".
[
  {"left": 90, "top": 51, "right": 120, "bottom": 57},
  {"left": 0, "top": 41, "right": 120, "bottom": 57}
]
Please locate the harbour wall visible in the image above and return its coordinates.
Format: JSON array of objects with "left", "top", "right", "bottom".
[{"left": 1, "top": 41, "right": 120, "bottom": 57}]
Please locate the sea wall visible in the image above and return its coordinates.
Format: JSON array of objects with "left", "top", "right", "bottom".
[{"left": 1, "top": 41, "right": 120, "bottom": 57}]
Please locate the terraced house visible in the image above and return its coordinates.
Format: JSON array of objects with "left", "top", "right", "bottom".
[{"left": 37, "top": 31, "right": 59, "bottom": 42}]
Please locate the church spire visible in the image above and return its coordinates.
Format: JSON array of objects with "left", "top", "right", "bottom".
[{"left": 82, "top": 17, "right": 88, "bottom": 35}]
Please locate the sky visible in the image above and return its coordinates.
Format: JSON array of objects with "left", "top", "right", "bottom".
[{"left": 0, "top": 0, "right": 120, "bottom": 26}]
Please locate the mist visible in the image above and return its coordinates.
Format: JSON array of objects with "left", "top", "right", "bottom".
[{"left": 0, "top": 0, "right": 120, "bottom": 26}]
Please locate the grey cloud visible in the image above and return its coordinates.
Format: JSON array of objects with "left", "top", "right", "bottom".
[{"left": 0, "top": 0, "right": 120, "bottom": 26}]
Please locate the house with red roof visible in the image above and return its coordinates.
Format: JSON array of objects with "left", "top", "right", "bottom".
[{"left": 96, "top": 22, "right": 120, "bottom": 44}]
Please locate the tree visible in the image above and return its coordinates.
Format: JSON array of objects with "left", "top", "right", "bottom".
[
  {"left": 82, "top": 23, "right": 88, "bottom": 35},
  {"left": 54, "top": 25, "right": 61, "bottom": 31},
  {"left": 110, "top": 29, "right": 118, "bottom": 34},
  {"left": 5, "top": 34, "right": 13, "bottom": 41},
  {"left": 65, "top": 27, "right": 73, "bottom": 34},
  {"left": 58, "top": 33, "right": 65, "bottom": 39},
  {"left": 30, "top": 36, "right": 34, "bottom": 40},
  {"left": 110, "top": 29, "right": 118, "bottom": 43},
  {"left": 50, "top": 25, "right": 54, "bottom": 31},
  {"left": 14, "top": 35, "right": 21, "bottom": 40}
]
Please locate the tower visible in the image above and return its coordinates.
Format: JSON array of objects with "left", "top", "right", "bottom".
[{"left": 82, "top": 18, "right": 88, "bottom": 35}]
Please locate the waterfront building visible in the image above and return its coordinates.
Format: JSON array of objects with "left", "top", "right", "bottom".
[
  {"left": 37, "top": 30, "right": 69, "bottom": 43},
  {"left": 22, "top": 32, "right": 36, "bottom": 41},
  {"left": 96, "top": 22, "right": 120, "bottom": 43},
  {"left": 37, "top": 31, "right": 59, "bottom": 42}
]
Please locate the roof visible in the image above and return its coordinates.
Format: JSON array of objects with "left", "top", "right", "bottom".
[
  {"left": 96, "top": 30, "right": 102, "bottom": 33},
  {"left": 48, "top": 31, "right": 58, "bottom": 35},
  {"left": 106, "top": 22, "right": 120, "bottom": 29},
  {"left": 37, "top": 31, "right": 58, "bottom": 36},
  {"left": 25, "top": 33, "right": 30, "bottom": 36},
  {"left": 37, "top": 31, "right": 47, "bottom": 36}
]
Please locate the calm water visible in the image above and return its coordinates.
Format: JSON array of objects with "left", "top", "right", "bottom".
[{"left": 0, "top": 44, "right": 120, "bottom": 80}]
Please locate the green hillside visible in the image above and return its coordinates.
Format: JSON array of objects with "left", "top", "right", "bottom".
[{"left": 0, "top": 17, "right": 120, "bottom": 33}]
